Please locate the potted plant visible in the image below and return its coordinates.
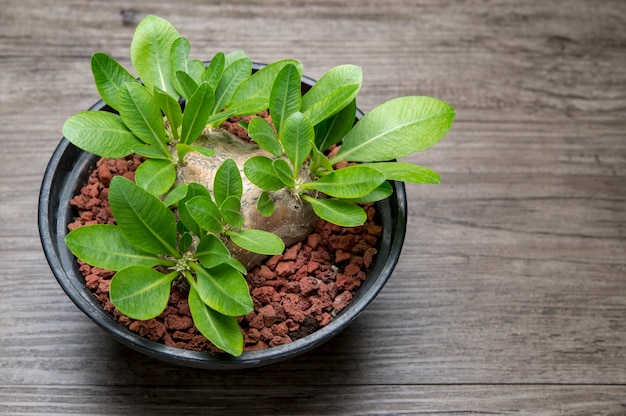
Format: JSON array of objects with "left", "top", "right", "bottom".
[{"left": 39, "top": 15, "right": 454, "bottom": 369}]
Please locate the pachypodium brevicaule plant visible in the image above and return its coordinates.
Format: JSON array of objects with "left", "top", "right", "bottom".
[{"left": 62, "top": 15, "right": 455, "bottom": 356}]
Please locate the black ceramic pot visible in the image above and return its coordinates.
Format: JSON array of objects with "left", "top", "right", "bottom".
[{"left": 38, "top": 64, "right": 407, "bottom": 369}]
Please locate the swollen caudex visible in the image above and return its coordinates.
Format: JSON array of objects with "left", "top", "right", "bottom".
[{"left": 176, "top": 128, "right": 318, "bottom": 270}]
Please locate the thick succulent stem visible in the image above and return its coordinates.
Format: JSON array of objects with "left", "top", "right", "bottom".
[{"left": 176, "top": 129, "right": 318, "bottom": 270}]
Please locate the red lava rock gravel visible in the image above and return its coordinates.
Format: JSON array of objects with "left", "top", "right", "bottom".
[{"left": 68, "top": 154, "right": 382, "bottom": 353}]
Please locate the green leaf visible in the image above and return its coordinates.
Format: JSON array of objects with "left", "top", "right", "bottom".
[
  {"left": 219, "top": 196, "right": 244, "bottom": 229},
  {"left": 175, "top": 70, "right": 199, "bottom": 100},
  {"left": 214, "top": 158, "right": 243, "bottom": 206},
  {"left": 110, "top": 267, "right": 177, "bottom": 320},
  {"left": 302, "top": 195, "right": 366, "bottom": 227},
  {"left": 190, "top": 262, "right": 253, "bottom": 316},
  {"left": 178, "top": 182, "right": 212, "bottom": 236},
  {"left": 185, "top": 195, "right": 223, "bottom": 234},
  {"left": 309, "top": 145, "right": 334, "bottom": 176},
  {"left": 200, "top": 52, "right": 225, "bottom": 90},
  {"left": 153, "top": 87, "right": 183, "bottom": 141},
  {"left": 302, "top": 65, "right": 362, "bottom": 126},
  {"left": 135, "top": 159, "right": 176, "bottom": 196},
  {"left": 118, "top": 82, "right": 168, "bottom": 153},
  {"left": 163, "top": 183, "right": 188, "bottom": 207},
  {"left": 170, "top": 37, "right": 205, "bottom": 97},
  {"left": 195, "top": 234, "right": 231, "bottom": 269},
  {"left": 362, "top": 161, "right": 441, "bottom": 184},
  {"left": 130, "top": 15, "right": 180, "bottom": 97},
  {"left": 188, "top": 287, "right": 244, "bottom": 356},
  {"left": 243, "top": 156, "right": 286, "bottom": 191},
  {"left": 108, "top": 176, "right": 178, "bottom": 256},
  {"left": 206, "top": 98, "right": 267, "bottom": 127},
  {"left": 65, "top": 224, "right": 167, "bottom": 271},
  {"left": 231, "top": 59, "right": 303, "bottom": 107},
  {"left": 272, "top": 158, "right": 295, "bottom": 187},
  {"left": 226, "top": 229, "right": 285, "bottom": 255},
  {"left": 132, "top": 144, "right": 172, "bottom": 161},
  {"left": 176, "top": 143, "right": 216, "bottom": 161},
  {"left": 248, "top": 116, "right": 282, "bottom": 156},
  {"left": 256, "top": 191, "right": 275, "bottom": 217},
  {"left": 279, "top": 111, "right": 314, "bottom": 176},
  {"left": 91, "top": 52, "right": 138, "bottom": 110},
  {"left": 62, "top": 111, "right": 141, "bottom": 158},
  {"left": 181, "top": 82, "right": 214, "bottom": 145},
  {"left": 301, "top": 165, "right": 385, "bottom": 198},
  {"left": 332, "top": 96, "right": 455, "bottom": 163},
  {"left": 225, "top": 50, "right": 247, "bottom": 66},
  {"left": 269, "top": 63, "right": 302, "bottom": 134},
  {"left": 314, "top": 99, "right": 357, "bottom": 151},
  {"left": 178, "top": 232, "right": 193, "bottom": 253},
  {"left": 343, "top": 181, "right": 393, "bottom": 203},
  {"left": 213, "top": 57, "right": 252, "bottom": 113}
]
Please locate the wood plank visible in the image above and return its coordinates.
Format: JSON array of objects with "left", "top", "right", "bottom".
[{"left": 0, "top": 385, "right": 624, "bottom": 415}]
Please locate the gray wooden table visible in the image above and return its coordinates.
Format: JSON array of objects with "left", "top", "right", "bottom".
[{"left": 2, "top": 0, "right": 625, "bottom": 414}]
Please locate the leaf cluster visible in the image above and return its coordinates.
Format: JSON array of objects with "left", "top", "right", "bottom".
[{"left": 62, "top": 15, "right": 455, "bottom": 356}]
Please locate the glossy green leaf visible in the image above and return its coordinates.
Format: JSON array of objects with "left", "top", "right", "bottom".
[
  {"left": 206, "top": 97, "right": 267, "bottom": 127},
  {"left": 343, "top": 181, "right": 393, "bottom": 203},
  {"left": 170, "top": 37, "right": 205, "bottom": 97},
  {"left": 178, "top": 182, "right": 212, "bottom": 236},
  {"left": 279, "top": 111, "right": 314, "bottom": 176},
  {"left": 231, "top": 59, "right": 303, "bottom": 107},
  {"left": 163, "top": 183, "right": 188, "bottom": 207},
  {"left": 243, "top": 156, "right": 286, "bottom": 191},
  {"left": 181, "top": 82, "right": 214, "bottom": 145},
  {"left": 132, "top": 144, "right": 172, "bottom": 161},
  {"left": 130, "top": 15, "right": 180, "bottom": 97},
  {"left": 65, "top": 224, "right": 167, "bottom": 271},
  {"left": 175, "top": 70, "right": 199, "bottom": 100},
  {"left": 214, "top": 158, "right": 243, "bottom": 206},
  {"left": 110, "top": 267, "right": 177, "bottom": 320},
  {"left": 361, "top": 161, "right": 441, "bottom": 184},
  {"left": 135, "top": 159, "right": 176, "bottom": 196},
  {"left": 269, "top": 63, "right": 302, "bottom": 134},
  {"left": 186, "top": 195, "right": 223, "bottom": 234},
  {"left": 309, "top": 145, "right": 334, "bottom": 176},
  {"left": 314, "top": 99, "right": 357, "bottom": 151},
  {"left": 178, "top": 232, "right": 193, "bottom": 253},
  {"left": 248, "top": 116, "right": 282, "bottom": 156},
  {"left": 219, "top": 196, "right": 244, "bottom": 229},
  {"left": 302, "top": 195, "right": 366, "bottom": 227},
  {"left": 302, "top": 65, "right": 361, "bottom": 126},
  {"left": 190, "top": 262, "right": 253, "bottom": 316},
  {"left": 90, "top": 52, "right": 138, "bottom": 110},
  {"left": 176, "top": 143, "right": 216, "bottom": 162},
  {"left": 272, "top": 158, "right": 295, "bottom": 187},
  {"left": 187, "top": 287, "right": 244, "bottom": 356},
  {"left": 225, "top": 50, "right": 247, "bottom": 66},
  {"left": 200, "top": 52, "right": 225, "bottom": 90},
  {"left": 62, "top": 111, "right": 141, "bottom": 158},
  {"left": 301, "top": 165, "right": 385, "bottom": 198},
  {"left": 332, "top": 96, "right": 455, "bottom": 163},
  {"left": 226, "top": 229, "right": 285, "bottom": 255},
  {"left": 153, "top": 87, "right": 183, "bottom": 141},
  {"left": 108, "top": 176, "right": 178, "bottom": 256},
  {"left": 118, "top": 82, "right": 168, "bottom": 154},
  {"left": 195, "top": 234, "right": 231, "bottom": 269},
  {"left": 213, "top": 58, "right": 252, "bottom": 113},
  {"left": 256, "top": 191, "right": 275, "bottom": 217}
]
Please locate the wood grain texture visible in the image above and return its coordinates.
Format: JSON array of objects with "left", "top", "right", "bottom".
[{"left": 1, "top": 0, "right": 625, "bottom": 413}]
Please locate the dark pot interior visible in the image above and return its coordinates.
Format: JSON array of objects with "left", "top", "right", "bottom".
[{"left": 38, "top": 65, "right": 407, "bottom": 369}]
